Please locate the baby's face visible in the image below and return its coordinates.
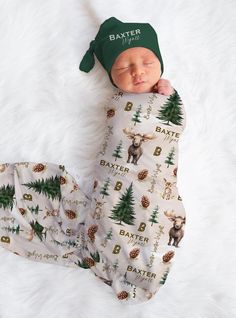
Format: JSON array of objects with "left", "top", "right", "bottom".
[{"left": 111, "top": 47, "right": 161, "bottom": 93}]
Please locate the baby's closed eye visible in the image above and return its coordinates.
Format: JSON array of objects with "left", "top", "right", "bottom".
[
  {"left": 143, "top": 61, "right": 154, "bottom": 65},
  {"left": 116, "top": 65, "right": 130, "bottom": 70}
]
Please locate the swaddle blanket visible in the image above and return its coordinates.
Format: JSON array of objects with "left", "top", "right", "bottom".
[
  {"left": 82, "top": 88, "right": 187, "bottom": 303},
  {"left": 0, "top": 88, "right": 186, "bottom": 304}
]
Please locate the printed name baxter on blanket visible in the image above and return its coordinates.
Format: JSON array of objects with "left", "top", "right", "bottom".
[
  {"left": 0, "top": 88, "right": 186, "bottom": 304},
  {"left": 81, "top": 88, "right": 187, "bottom": 303}
]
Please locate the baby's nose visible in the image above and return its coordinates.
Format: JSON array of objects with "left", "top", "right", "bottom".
[{"left": 131, "top": 65, "right": 145, "bottom": 77}]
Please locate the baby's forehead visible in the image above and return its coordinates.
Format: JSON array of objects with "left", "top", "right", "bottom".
[
  {"left": 114, "top": 47, "right": 157, "bottom": 63},
  {"left": 121, "top": 47, "right": 155, "bottom": 57}
]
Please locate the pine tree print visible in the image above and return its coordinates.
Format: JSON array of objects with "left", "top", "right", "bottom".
[
  {"left": 159, "top": 268, "right": 170, "bottom": 284},
  {"left": 112, "top": 259, "right": 119, "bottom": 271},
  {"left": 109, "top": 182, "right": 136, "bottom": 226},
  {"left": 22, "top": 176, "right": 61, "bottom": 201},
  {"left": 101, "top": 228, "right": 113, "bottom": 247},
  {"left": 28, "top": 204, "right": 42, "bottom": 215},
  {"left": 132, "top": 104, "right": 142, "bottom": 125},
  {"left": 105, "top": 228, "right": 113, "bottom": 240},
  {"left": 100, "top": 177, "right": 111, "bottom": 198},
  {"left": 0, "top": 184, "right": 15, "bottom": 210},
  {"left": 65, "top": 240, "right": 80, "bottom": 248},
  {"left": 165, "top": 147, "right": 175, "bottom": 168},
  {"left": 30, "top": 220, "right": 46, "bottom": 241},
  {"left": 156, "top": 90, "right": 184, "bottom": 126},
  {"left": 2, "top": 225, "right": 21, "bottom": 234},
  {"left": 149, "top": 205, "right": 159, "bottom": 226},
  {"left": 112, "top": 140, "right": 123, "bottom": 161}
]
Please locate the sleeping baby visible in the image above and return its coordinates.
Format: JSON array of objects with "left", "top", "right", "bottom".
[
  {"left": 79, "top": 17, "right": 187, "bottom": 303},
  {"left": 0, "top": 16, "right": 186, "bottom": 305}
]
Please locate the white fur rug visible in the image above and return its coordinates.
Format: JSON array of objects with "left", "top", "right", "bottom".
[{"left": 0, "top": 0, "right": 236, "bottom": 317}]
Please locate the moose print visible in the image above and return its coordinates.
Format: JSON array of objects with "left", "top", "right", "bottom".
[
  {"left": 164, "top": 210, "right": 185, "bottom": 247},
  {"left": 123, "top": 127, "right": 156, "bottom": 165}
]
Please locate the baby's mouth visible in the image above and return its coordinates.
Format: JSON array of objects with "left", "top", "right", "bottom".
[{"left": 133, "top": 80, "right": 146, "bottom": 85}]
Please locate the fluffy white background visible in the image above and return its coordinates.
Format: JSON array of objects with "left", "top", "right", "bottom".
[{"left": 0, "top": 0, "right": 236, "bottom": 317}]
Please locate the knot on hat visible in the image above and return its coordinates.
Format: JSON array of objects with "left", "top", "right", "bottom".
[{"left": 79, "top": 40, "right": 95, "bottom": 73}]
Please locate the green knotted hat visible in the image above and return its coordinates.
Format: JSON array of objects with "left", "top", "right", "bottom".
[{"left": 79, "top": 17, "right": 164, "bottom": 84}]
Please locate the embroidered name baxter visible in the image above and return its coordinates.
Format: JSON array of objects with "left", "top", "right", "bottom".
[
  {"left": 81, "top": 88, "right": 187, "bottom": 304},
  {"left": 109, "top": 29, "right": 141, "bottom": 40}
]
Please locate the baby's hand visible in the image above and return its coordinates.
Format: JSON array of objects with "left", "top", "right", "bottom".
[{"left": 153, "top": 78, "right": 174, "bottom": 96}]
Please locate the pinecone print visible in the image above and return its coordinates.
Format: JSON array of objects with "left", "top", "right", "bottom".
[
  {"left": 173, "top": 167, "right": 178, "bottom": 177},
  {"left": 65, "top": 210, "right": 77, "bottom": 219},
  {"left": 137, "top": 169, "right": 148, "bottom": 180},
  {"left": 19, "top": 208, "right": 26, "bottom": 216},
  {"left": 141, "top": 195, "right": 150, "bottom": 208},
  {"left": 83, "top": 257, "right": 95, "bottom": 268},
  {"left": 87, "top": 225, "right": 98, "bottom": 242},
  {"left": 60, "top": 176, "right": 67, "bottom": 185},
  {"left": 129, "top": 248, "right": 140, "bottom": 259},
  {"left": 77, "top": 251, "right": 100, "bottom": 268},
  {"left": 107, "top": 108, "right": 115, "bottom": 118},
  {"left": 162, "top": 250, "right": 175, "bottom": 263},
  {"left": 33, "top": 163, "right": 45, "bottom": 172},
  {"left": 88, "top": 225, "right": 98, "bottom": 235},
  {"left": 117, "top": 291, "right": 129, "bottom": 300}
]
